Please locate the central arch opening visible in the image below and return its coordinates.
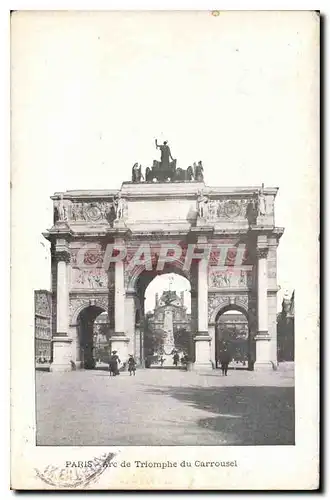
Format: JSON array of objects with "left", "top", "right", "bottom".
[{"left": 136, "top": 270, "right": 192, "bottom": 368}]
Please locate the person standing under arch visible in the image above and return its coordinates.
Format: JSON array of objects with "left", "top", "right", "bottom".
[{"left": 219, "top": 346, "right": 231, "bottom": 376}]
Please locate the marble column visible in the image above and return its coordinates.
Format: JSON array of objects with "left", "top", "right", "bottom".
[
  {"left": 190, "top": 291, "right": 198, "bottom": 361},
  {"left": 50, "top": 250, "right": 72, "bottom": 372},
  {"left": 125, "top": 292, "right": 136, "bottom": 361},
  {"left": 198, "top": 257, "right": 208, "bottom": 334},
  {"left": 109, "top": 238, "right": 129, "bottom": 365},
  {"left": 193, "top": 257, "right": 212, "bottom": 369},
  {"left": 208, "top": 323, "right": 216, "bottom": 369},
  {"left": 254, "top": 246, "right": 272, "bottom": 370},
  {"left": 115, "top": 256, "right": 125, "bottom": 334},
  {"left": 135, "top": 323, "right": 141, "bottom": 366}
]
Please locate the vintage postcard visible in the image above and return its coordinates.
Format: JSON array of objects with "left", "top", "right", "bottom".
[{"left": 10, "top": 10, "right": 319, "bottom": 490}]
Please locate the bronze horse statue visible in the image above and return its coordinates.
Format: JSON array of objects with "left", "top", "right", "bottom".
[
  {"left": 145, "top": 159, "right": 177, "bottom": 182},
  {"left": 145, "top": 161, "right": 194, "bottom": 183},
  {"left": 174, "top": 165, "right": 194, "bottom": 181}
]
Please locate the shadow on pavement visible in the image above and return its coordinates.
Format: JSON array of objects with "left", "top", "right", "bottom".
[{"left": 144, "top": 384, "right": 295, "bottom": 445}]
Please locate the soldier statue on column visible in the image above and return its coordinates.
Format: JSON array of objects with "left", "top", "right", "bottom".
[
  {"left": 197, "top": 190, "right": 209, "bottom": 219},
  {"left": 257, "top": 183, "right": 267, "bottom": 216}
]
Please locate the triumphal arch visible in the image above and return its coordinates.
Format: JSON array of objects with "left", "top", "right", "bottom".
[{"left": 44, "top": 148, "right": 284, "bottom": 372}]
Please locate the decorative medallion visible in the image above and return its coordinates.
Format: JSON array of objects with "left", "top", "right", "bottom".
[
  {"left": 224, "top": 200, "right": 241, "bottom": 218},
  {"left": 84, "top": 204, "right": 102, "bottom": 222}
]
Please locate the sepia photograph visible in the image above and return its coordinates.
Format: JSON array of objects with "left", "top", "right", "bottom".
[{"left": 11, "top": 9, "right": 319, "bottom": 489}]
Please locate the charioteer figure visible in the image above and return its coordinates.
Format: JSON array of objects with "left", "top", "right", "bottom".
[{"left": 155, "top": 139, "right": 174, "bottom": 170}]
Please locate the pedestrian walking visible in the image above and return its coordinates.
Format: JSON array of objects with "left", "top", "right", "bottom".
[
  {"left": 173, "top": 352, "right": 179, "bottom": 367},
  {"left": 109, "top": 350, "right": 121, "bottom": 376},
  {"left": 128, "top": 354, "right": 136, "bottom": 376},
  {"left": 219, "top": 348, "right": 231, "bottom": 376}
]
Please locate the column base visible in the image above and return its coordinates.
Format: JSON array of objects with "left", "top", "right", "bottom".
[
  {"left": 49, "top": 362, "right": 73, "bottom": 373},
  {"left": 254, "top": 361, "right": 274, "bottom": 371},
  {"left": 193, "top": 333, "right": 212, "bottom": 369},
  {"left": 193, "top": 361, "right": 213, "bottom": 371},
  {"left": 254, "top": 332, "right": 272, "bottom": 370},
  {"left": 109, "top": 333, "right": 129, "bottom": 365},
  {"left": 50, "top": 335, "right": 73, "bottom": 372}
]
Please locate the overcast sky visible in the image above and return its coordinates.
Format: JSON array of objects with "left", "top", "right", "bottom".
[{"left": 11, "top": 11, "right": 319, "bottom": 314}]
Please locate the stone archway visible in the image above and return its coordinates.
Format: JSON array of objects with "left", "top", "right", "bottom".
[
  {"left": 70, "top": 295, "right": 109, "bottom": 326},
  {"left": 133, "top": 266, "right": 193, "bottom": 367},
  {"left": 77, "top": 305, "right": 106, "bottom": 369},
  {"left": 214, "top": 305, "right": 250, "bottom": 370},
  {"left": 214, "top": 297, "right": 256, "bottom": 370}
]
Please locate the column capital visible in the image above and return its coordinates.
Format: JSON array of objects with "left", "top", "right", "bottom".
[
  {"left": 193, "top": 331, "right": 211, "bottom": 341},
  {"left": 54, "top": 250, "right": 71, "bottom": 263},
  {"left": 52, "top": 334, "right": 71, "bottom": 341},
  {"left": 256, "top": 247, "right": 269, "bottom": 259},
  {"left": 110, "top": 333, "right": 129, "bottom": 342},
  {"left": 255, "top": 330, "right": 270, "bottom": 340}
]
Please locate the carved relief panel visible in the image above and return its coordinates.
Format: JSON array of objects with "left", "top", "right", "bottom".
[
  {"left": 267, "top": 247, "right": 277, "bottom": 279},
  {"left": 70, "top": 248, "right": 105, "bottom": 268},
  {"left": 35, "top": 291, "right": 52, "bottom": 316},
  {"left": 69, "top": 201, "right": 114, "bottom": 222},
  {"left": 209, "top": 268, "right": 253, "bottom": 289},
  {"left": 206, "top": 198, "right": 252, "bottom": 222},
  {"left": 70, "top": 268, "right": 108, "bottom": 289}
]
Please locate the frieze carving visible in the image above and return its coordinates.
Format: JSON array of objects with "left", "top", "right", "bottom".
[
  {"left": 70, "top": 248, "right": 105, "bottom": 268},
  {"left": 71, "top": 268, "right": 108, "bottom": 289},
  {"left": 70, "top": 202, "right": 114, "bottom": 222},
  {"left": 204, "top": 198, "right": 252, "bottom": 222},
  {"left": 201, "top": 195, "right": 272, "bottom": 223},
  {"left": 209, "top": 268, "right": 253, "bottom": 288},
  {"left": 69, "top": 295, "right": 108, "bottom": 323}
]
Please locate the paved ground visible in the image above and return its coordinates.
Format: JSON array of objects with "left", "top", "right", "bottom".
[{"left": 36, "top": 365, "right": 294, "bottom": 446}]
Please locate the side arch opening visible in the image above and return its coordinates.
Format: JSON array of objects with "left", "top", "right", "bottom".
[{"left": 214, "top": 305, "right": 251, "bottom": 370}]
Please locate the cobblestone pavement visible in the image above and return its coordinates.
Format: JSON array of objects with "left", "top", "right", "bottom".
[{"left": 36, "top": 365, "right": 294, "bottom": 446}]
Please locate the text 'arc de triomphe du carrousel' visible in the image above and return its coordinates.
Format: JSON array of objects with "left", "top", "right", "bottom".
[{"left": 43, "top": 140, "right": 284, "bottom": 372}]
